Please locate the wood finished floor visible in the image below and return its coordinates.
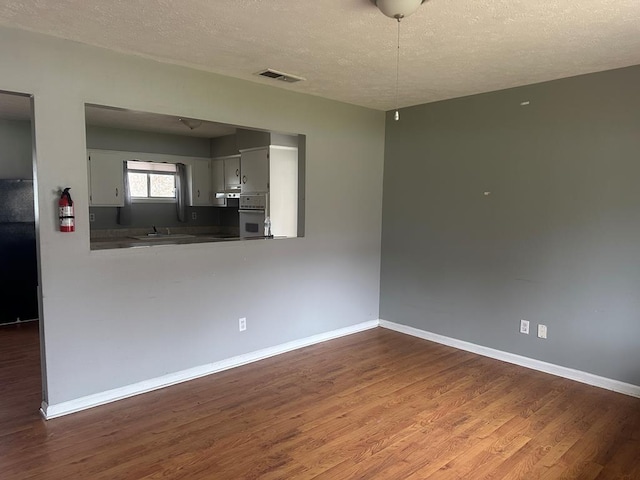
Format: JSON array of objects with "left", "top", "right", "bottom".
[{"left": 1, "top": 323, "right": 639, "bottom": 479}]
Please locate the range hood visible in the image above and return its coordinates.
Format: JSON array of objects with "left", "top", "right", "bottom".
[{"left": 216, "top": 189, "right": 240, "bottom": 200}]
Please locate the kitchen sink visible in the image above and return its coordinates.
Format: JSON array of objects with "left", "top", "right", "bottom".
[{"left": 129, "top": 234, "right": 196, "bottom": 240}]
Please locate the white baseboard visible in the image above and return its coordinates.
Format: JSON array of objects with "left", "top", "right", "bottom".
[
  {"left": 380, "top": 320, "right": 640, "bottom": 398},
  {"left": 41, "top": 317, "right": 638, "bottom": 419},
  {"left": 41, "top": 320, "right": 379, "bottom": 420}
]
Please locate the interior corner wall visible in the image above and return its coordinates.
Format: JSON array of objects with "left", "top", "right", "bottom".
[
  {"left": 380, "top": 65, "right": 640, "bottom": 386},
  {"left": 0, "top": 26, "right": 385, "bottom": 406}
]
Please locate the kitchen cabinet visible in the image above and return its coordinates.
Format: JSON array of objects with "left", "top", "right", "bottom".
[
  {"left": 224, "top": 155, "right": 241, "bottom": 191},
  {"left": 240, "top": 146, "right": 298, "bottom": 237},
  {"left": 88, "top": 149, "right": 217, "bottom": 207},
  {"left": 210, "top": 158, "right": 226, "bottom": 206},
  {"left": 187, "top": 159, "right": 212, "bottom": 206},
  {"left": 211, "top": 155, "right": 240, "bottom": 206},
  {"left": 88, "top": 150, "right": 125, "bottom": 207},
  {"left": 240, "top": 148, "right": 269, "bottom": 193}
]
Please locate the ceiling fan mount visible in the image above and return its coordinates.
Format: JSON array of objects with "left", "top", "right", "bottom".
[{"left": 369, "top": 0, "right": 427, "bottom": 19}]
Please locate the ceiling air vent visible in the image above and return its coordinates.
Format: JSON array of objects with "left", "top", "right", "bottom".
[{"left": 256, "top": 69, "right": 305, "bottom": 83}]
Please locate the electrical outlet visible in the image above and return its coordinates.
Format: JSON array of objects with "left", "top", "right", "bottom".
[
  {"left": 538, "top": 324, "right": 547, "bottom": 339},
  {"left": 89, "top": 213, "right": 95, "bottom": 222},
  {"left": 239, "top": 317, "right": 246, "bottom": 332},
  {"left": 191, "top": 211, "right": 197, "bottom": 220},
  {"left": 520, "top": 319, "right": 530, "bottom": 335}
]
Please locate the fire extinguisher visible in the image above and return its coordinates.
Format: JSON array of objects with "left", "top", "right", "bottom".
[{"left": 59, "top": 187, "right": 75, "bottom": 232}]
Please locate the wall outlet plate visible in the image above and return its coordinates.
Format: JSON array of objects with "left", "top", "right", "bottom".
[
  {"left": 191, "top": 211, "right": 197, "bottom": 220},
  {"left": 520, "top": 319, "right": 530, "bottom": 334},
  {"left": 89, "top": 213, "right": 95, "bottom": 222},
  {"left": 239, "top": 317, "right": 246, "bottom": 332},
  {"left": 538, "top": 324, "right": 547, "bottom": 339}
]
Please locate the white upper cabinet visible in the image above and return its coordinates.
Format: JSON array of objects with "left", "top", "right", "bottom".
[
  {"left": 88, "top": 150, "right": 125, "bottom": 207},
  {"left": 224, "top": 155, "right": 241, "bottom": 191},
  {"left": 210, "top": 158, "right": 226, "bottom": 206},
  {"left": 187, "top": 159, "right": 212, "bottom": 206},
  {"left": 240, "top": 148, "right": 269, "bottom": 193}
]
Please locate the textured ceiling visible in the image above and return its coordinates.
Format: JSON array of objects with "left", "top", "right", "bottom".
[{"left": 0, "top": 0, "right": 638, "bottom": 111}]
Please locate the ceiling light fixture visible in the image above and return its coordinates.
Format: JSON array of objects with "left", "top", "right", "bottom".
[
  {"left": 178, "top": 118, "right": 202, "bottom": 130},
  {"left": 373, "top": 0, "right": 426, "bottom": 121}
]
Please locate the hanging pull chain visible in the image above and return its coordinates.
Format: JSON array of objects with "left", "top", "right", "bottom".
[{"left": 394, "top": 16, "right": 402, "bottom": 121}]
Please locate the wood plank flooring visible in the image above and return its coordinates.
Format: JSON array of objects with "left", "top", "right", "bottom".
[{"left": 1, "top": 323, "right": 639, "bottom": 479}]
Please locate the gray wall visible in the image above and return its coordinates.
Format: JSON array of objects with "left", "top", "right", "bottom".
[
  {"left": 0, "top": 26, "right": 384, "bottom": 406},
  {"left": 210, "top": 132, "right": 298, "bottom": 157},
  {"left": 236, "top": 128, "right": 271, "bottom": 151},
  {"left": 380, "top": 65, "right": 640, "bottom": 386},
  {"left": 0, "top": 119, "right": 32, "bottom": 179},
  {"left": 210, "top": 134, "right": 239, "bottom": 158},
  {"left": 86, "top": 125, "right": 211, "bottom": 157}
]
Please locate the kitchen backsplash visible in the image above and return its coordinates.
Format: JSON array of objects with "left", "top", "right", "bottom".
[
  {"left": 89, "top": 203, "right": 237, "bottom": 230},
  {"left": 90, "top": 224, "right": 239, "bottom": 240}
]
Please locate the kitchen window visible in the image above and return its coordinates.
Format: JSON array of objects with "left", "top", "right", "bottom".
[{"left": 127, "top": 160, "right": 176, "bottom": 201}]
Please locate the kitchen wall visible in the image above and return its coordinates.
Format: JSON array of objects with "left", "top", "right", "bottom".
[
  {"left": 0, "top": 26, "right": 384, "bottom": 406},
  {"left": 210, "top": 134, "right": 238, "bottom": 158},
  {"left": 380, "top": 65, "right": 640, "bottom": 386},
  {"left": 86, "top": 125, "right": 225, "bottom": 230},
  {"left": 210, "top": 131, "right": 299, "bottom": 156},
  {"left": 0, "top": 118, "right": 32, "bottom": 179},
  {"left": 86, "top": 125, "right": 211, "bottom": 157},
  {"left": 89, "top": 204, "right": 223, "bottom": 231}
]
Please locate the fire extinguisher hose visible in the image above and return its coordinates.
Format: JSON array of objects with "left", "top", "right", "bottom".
[{"left": 61, "top": 187, "right": 73, "bottom": 207}]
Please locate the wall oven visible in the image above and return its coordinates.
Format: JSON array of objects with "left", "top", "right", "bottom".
[{"left": 239, "top": 194, "right": 266, "bottom": 238}]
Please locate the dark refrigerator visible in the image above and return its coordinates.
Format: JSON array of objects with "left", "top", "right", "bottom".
[{"left": 0, "top": 179, "right": 38, "bottom": 324}]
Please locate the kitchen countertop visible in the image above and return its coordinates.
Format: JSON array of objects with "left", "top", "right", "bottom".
[{"left": 90, "top": 234, "right": 280, "bottom": 250}]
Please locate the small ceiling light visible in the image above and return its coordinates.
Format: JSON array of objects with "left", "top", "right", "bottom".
[
  {"left": 178, "top": 118, "right": 202, "bottom": 130},
  {"left": 373, "top": 0, "right": 426, "bottom": 121}
]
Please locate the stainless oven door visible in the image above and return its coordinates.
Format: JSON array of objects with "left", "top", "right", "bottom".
[{"left": 239, "top": 209, "right": 265, "bottom": 238}]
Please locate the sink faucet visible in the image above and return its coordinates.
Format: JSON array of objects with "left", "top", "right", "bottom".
[{"left": 150, "top": 225, "right": 172, "bottom": 236}]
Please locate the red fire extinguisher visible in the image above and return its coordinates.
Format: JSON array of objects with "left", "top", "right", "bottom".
[{"left": 59, "top": 187, "right": 75, "bottom": 233}]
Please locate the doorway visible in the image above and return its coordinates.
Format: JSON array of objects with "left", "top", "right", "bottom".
[{"left": 0, "top": 90, "right": 43, "bottom": 418}]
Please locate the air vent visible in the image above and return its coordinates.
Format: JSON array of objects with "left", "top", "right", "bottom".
[{"left": 256, "top": 69, "right": 305, "bottom": 83}]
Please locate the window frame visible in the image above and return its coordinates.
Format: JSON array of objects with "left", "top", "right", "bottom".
[{"left": 127, "top": 160, "right": 177, "bottom": 203}]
